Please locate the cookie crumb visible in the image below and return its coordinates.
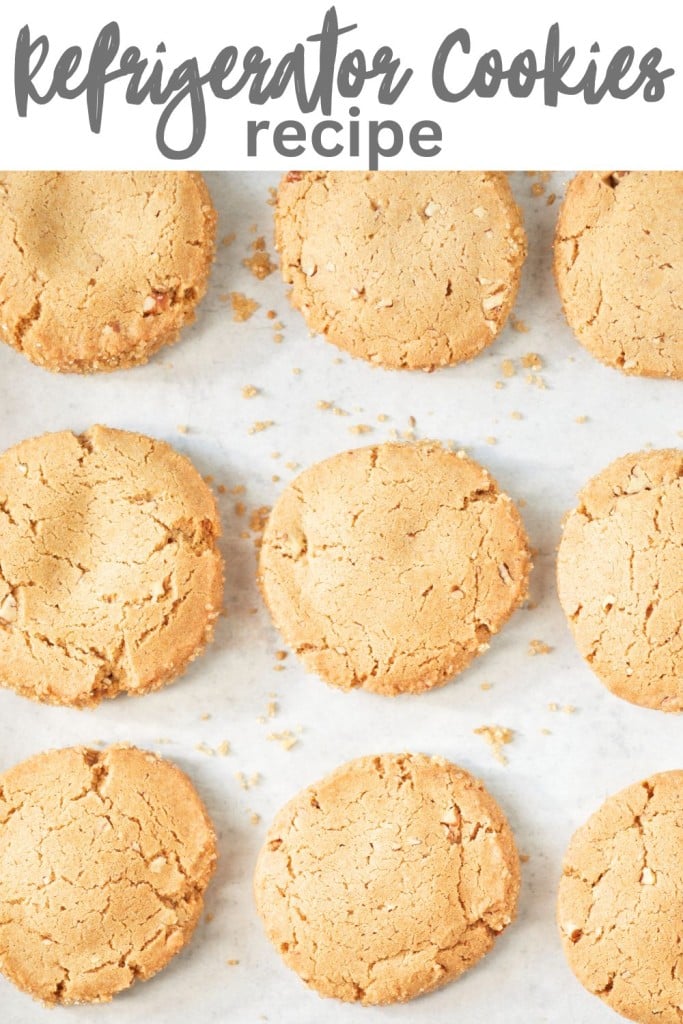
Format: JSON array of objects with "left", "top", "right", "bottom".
[
  {"left": 235, "top": 771, "right": 260, "bottom": 790},
  {"left": 217, "top": 740, "right": 231, "bottom": 757},
  {"left": 510, "top": 411, "right": 523, "bottom": 421},
  {"left": 511, "top": 317, "right": 530, "bottom": 334},
  {"left": 521, "top": 352, "right": 543, "bottom": 371},
  {"left": 575, "top": 415, "right": 588, "bottom": 424},
  {"left": 243, "top": 237, "right": 276, "bottom": 280},
  {"left": 528, "top": 639, "right": 553, "bottom": 656},
  {"left": 242, "top": 385, "right": 260, "bottom": 399},
  {"left": 501, "top": 359, "right": 516, "bottom": 378},
  {"left": 349, "top": 424, "right": 373, "bottom": 435},
  {"left": 249, "top": 506, "right": 270, "bottom": 545},
  {"left": 480, "top": 681, "right": 493, "bottom": 691},
  {"left": 176, "top": 424, "right": 189, "bottom": 435},
  {"left": 267, "top": 730, "right": 298, "bottom": 751},
  {"left": 474, "top": 725, "right": 514, "bottom": 764},
  {"left": 230, "top": 292, "right": 259, "bottom": 322},
  {"left": 248, "top": 420, "right": 274, "bottom": 435}
]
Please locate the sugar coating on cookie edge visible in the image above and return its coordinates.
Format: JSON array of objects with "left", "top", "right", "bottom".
[
  {"left": 0, "top": 425, "right": 224, "bottom": 707},
  {"left": 0, "top": 171, "right": 216, "bottom": 373},
  {"left": 0, "top": 745, "right": 217, "bottom": 1006},
  {"left": 557, "top": 448, "right": 683, "bottom": 711},
  {"left": 554, "top": 171, "right": 683, "bottom": 379},
  {"left": 258, "top": 442, "right": 531, "bottom": 696},
  {"left": 254, "top": 752, "right": 520, "bottom": 1005},
  {"left": 275, "top": 171, "right": 527, "bottom": 370},
  {"left": 558, "top": 770, "right": 683, "bottom": 1024}
]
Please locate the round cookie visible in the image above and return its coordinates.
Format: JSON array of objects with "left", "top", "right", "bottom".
[
  {"left": 0, "top": 171, "right": 216, "bottom": 372},
  {"left": 254, "top": 752, "right": 520, "bottom": 1005},
  {"left": 275, "top": 171, "right": 527, "bottom": 370},
  {"left": 554, "top": 171, "right": 683, "bottom": 379},
  {"left": 558, "top": 770, "right": 683, "bottom": 1024},
  {"left": 0, "top": 425, "right": 224, "bottom": 707},
  {"left": 557, "top": 449, "right": 683, "bottom": 711},
  {"left": 0, "top": 744, "right": 217, "bottom": 1005},
  {"left": 258, "top": 442, "right": 531, "bottom": 695}
]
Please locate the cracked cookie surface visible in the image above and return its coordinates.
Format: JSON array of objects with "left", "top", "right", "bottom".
[
  {"left": 0, "top": 425, "right": 224, "bottom": 707},
  {"left": 0, "top": 744, "right": 217, "bottom": 1005},
  {"left": 254, "top": 752, "right": 520, "bottom": 1005},
  {"left": 558, "top": 770, "right": 683, "bottom": 1024},
  {"left": 0, "top": 171, "right": 216, "bottom": 373},
  {"left": 557, "top": 449, "right": 683, "bottom": 711},
  {"left": 554, "top": 171, "right": 683, "bottom": 379},
  {"left": 258, "top": 442, "right": 530, "bottom": 695},
  {"left": 275, "top": 171, "right": 526, "bottom": 370}
]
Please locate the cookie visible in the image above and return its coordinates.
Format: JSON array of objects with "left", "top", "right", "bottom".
[
  {"left": 558, "top": 770, "right": 683, "bottom": 1024},
  {"left": 554, "top": 171, "right": 683, "bottom": 379},
  {"left": 0, "top": 744, "right": 217, "bottom": 1005},
  {"left": 0, "top": 425, "right": 224, "bottom": 707},
  {"left": 259, "top": 442, "right": 530, "bottom": 696},
  {"left": 557, "top": 449, "right": 683, "bottom": 711},
  {"left": 0, "top": 171, "right": 216, "bottom": 372},
  {"left": 254, "top": 752, "right": 520, "bottom": 1005},
  {"left": 275, "top": 171, "right": 526, "bottom": 370}
]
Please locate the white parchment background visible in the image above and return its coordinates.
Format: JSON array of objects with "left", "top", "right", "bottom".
[{"left": 0, "top": 171, "right": 680, "bottom": 1024}]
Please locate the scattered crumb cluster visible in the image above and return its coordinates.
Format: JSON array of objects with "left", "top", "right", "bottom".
[{"left": 474, "top": 725, "right": 515, "bottom": 765}]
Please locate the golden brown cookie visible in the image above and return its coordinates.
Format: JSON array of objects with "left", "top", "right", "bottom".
[
  {"left": 0, "top": 744, "right": 217, "bottom": 1006},
  {"left": 254, "top": 752, "right": 520, "bottom": 1005},
  {"left": 554, "top": 171, "right": 683, "bottom": 378},
  {"left": 0, "top": 425, "right": 224, "bottom": 707},
  {"left": 0, "top": 171, "right": 216, "bottom": 372},
  {"left": 258, "top": 442, "right": 531, "bottom": 695},
  {"left": 557, "top": 449, "right": 683, "bottom": 711},
  {"left": 558, "top": 770, "right": 683, "bottom": 1024},
  {"left": 275, "top": 171, "right": 526, "bottom": 370}
]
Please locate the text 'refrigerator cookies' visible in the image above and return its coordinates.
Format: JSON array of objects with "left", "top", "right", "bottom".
[
  {"left": 259, "top": 442, "right": 531, "bottom": 695},
  {"left": 0, "top": 745, "right": 217, "bottom": 1005},
  {"left": 275, "top": 171, "right": 527, "bottom": 370},
  {"left": 554, "top": 171, "right": 683, "bottom": 379},
  {"left": 0, "top": 171, "right": 216, "bottom": 372},
  {"left": 557, "top": 449, "right": 683, "bottom": 711},
  {"left": 0, "top": 425, "right": 224, "bottom": 707},
  {"left": 254, "top": 752, "right": 520, "bottom": 1005},
  {"left": 558, "top": 770, "right": 683, "bottom": 1024}
]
